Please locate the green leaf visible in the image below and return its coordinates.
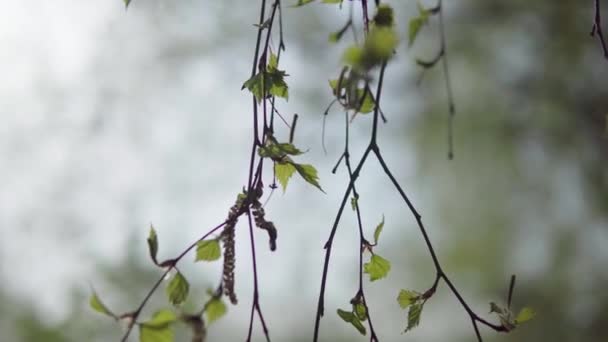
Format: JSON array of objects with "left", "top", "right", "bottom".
[
  {"left": 328, "top": 79, "right": 340, "bottom": 96},
  {"left": 166, "top": 272, "right": 189, "bottom": 305},
  {"left": 404, "top": 302, "right": 424, "bottom": 332},
  {"left": 147, "top": 225, "right": 159, "bottom": 265},
  {"left": 268, "top": 52, "right": 279, "bottom": 70},
  {"left": 336, "top": 309, "right": 366, "bottom": 335},
  {"left": 293, "top": 0, "right": 315, "bottom": 6},
  {"left": 397, "top": 290, "right": 420, "bottom": 309},
  {"left": 354, "top": 303, "right": 367, "bottom": 321},
  {"left": 322, "top": 0, "right": 342, "bottom": 3},
  {"left": 268, "top": 71, "right": 289, "bottom": 99},
  {"left": 275, "top": 162, "right": 296, "bottom": 192},
  {"left": 356, "top": 87, "right": 375, "bottom": 113},
  {"left": 337, "top": 309, "right": 354, "bottom": 322},
  {"left": 89, "top": 291, "right": 116, "bottom": 318},
  {"left": 343, "top": 46, "right": 364, "bottom": 66},
  {"left": 364, "top": 254, "right": 391, "bottom": 281},
  {"left": 350, "top": 316, "right": 366, "bottom": 335},
  {"left": 139, "top": 309, "right": 176, "bottom": 342},
  {"left": 124, "top": 0, "right": 131, "bottom": 8},
  {"left": 195, "top": 239, "right": 221, "bottom": 262},
  {"left": 205, "top": 298, "right": 227, "bottom": 324},
  {"left": 139, "top": 324, "right": 173, "bottom": 342},
  {"left": 515, "top": 307, "right": 535, "bottom": 324},
  {"left": 293, "top": 163, "right": 324, "bottom": 192},
  {"left": 373, "top": 216, "right": 385, "bottom": 244},
  {"left": 242, "top": 73, "right": 266, "bottom": 102},
  {"left": 328, "top": 32, "right": 340, "bottom": 43},
  {"left": 365, "top": 27, "right": 398, "bottom": 60},
  {"left": 408, "top": 2, "right": 430, "bottom": 47},
  {"left": 143, "top": 309, "right": 177, "bottom": 328}
]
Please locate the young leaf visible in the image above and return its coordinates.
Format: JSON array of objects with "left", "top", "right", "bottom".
[
  {"left": 343, "top": 46, "right": 364, "bottom": 66},
  {"left": 293, "top": 0, "right": 315, "bottom": 6},
  {"left": 373, "top": 215, "right": 385, "bottom": 244},
  {"left": 350, "top": 316, "right": 367, "bottom": 335},
  {"left": 242, "top": 73, "right": 265, "bottom": 103},
  {"left": 268, "top": 52, "right": 279, "bottom": 70},
  {"left": 268, "top": 71, "right": 289, "bottom": 100},
  {"left": 356, "top": 87, "right": 375, "bottom": 113},
  {"left": 336, "top": 309, "right": 366, "bottom": 335},
  {"left": 364, "top": 254, "right": 391, "bottom": 281},
  {"left": 205, "top": 298, "right": 227, "bottom": 324},
  {"left": 147, "top": 225, "right": 159, "bottom": 265},
  {"left": 140, "top": 324, "right": 173, "bottom": 342},
  {"left": 166, "top": 272, "right": 189, "bottom": 305},
  {"left": 354, "top": 303, "right": 367, "bottom": 321},
  {"left": 275, "top": 162, "right": 296, "bottom": 192},
  {"left": 408, "top": 2, "right": 430, "bottom": 47},
  {"left": 405, "top": 302, "right": 424, "bottom": 332},
  {"left": 195, "top": 239, "right": 221, "bottom": 262},
  {"left": 337, "top": 309, "right": 354, "bottom": 322},
  {"left": 397, "top": 290, "right": 420, "bottom": 309},
  {"left": 143, "top": 309, "right": 177, "bottom": 328},
  {"left": 293, "top": 163, "right": 324, "bottom": 192},
  {"left": 89, "top": 291, "right": 116, "bottom": 319},
  {"left": 515, "top": 307, "right": 536, "bottom": 324}
]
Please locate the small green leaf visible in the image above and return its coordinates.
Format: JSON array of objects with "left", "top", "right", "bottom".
[
  {"left": 242, "top": 73, "right": 265, "bottom": 102},
  {"left": 354, "top": 303, "right": 367, "bottom": 321},
  {"left": 140, "top": 324, "right": 173, "bottom": 342},
  {"left": 195, "top": 239, "right": 221, "bottom": 262},
  {"left": 124, "top": 0, "right": 131, "bottom": 8},
  {"left": 350, "top": 316, "right": 366, "bottom": 335},
  {"left": 408, "top": 2, "right": 430, "bottom": 47},
  {"left": 166, "top": 272, "right": 189, "bottom": 305},
  {"left": 405, "top": 302, "right": 424, "bottom": 332},
  {"left": 343, "top": 46, "right": 364, "bottom": 66},
  {"left": 268, "top": 71, "right": 289, "bottom": 100},
  {"left": 205, "top": 298, "right": 227, "bottom": 324},
  {"left": 293, "top": 0, "right": 315, "bottom": 6},
  {"left": 147, "top": 225, "right": 159, "bottom": 265},
  {"left": 356, "top": 87, "right": 375, "bottom": 113},
  {"left": 139, "top": 309, "right": 176, "bottom": 342},
  {"left": 515, "top": 307, "right": 535, "bottom": 324},
  {"left": 143, "top": 309, "right": 177, "bottom": 328},
  {"left": 397, "top": 290, "right": 420, "bottom": 309},
  {"left": 337, "top": 309, "right": 354, "bottom": 322},
  {"left": 336, "top": 309, "right": 366, "bottom": 335},
  {"left": 268, "top": 52, "right": 279, "bottom": 70},
  {"left": 364, "top": 254, "right": 391, "bottom": 281},
  {"left": 328, "top": 32, "right": 340, "bottom": 43},
  {"left": 365, "top": 27, "right": 398, "bottom": 61},
  {"left": 373, "top": 215, "right": 384, "bottom": 244},
  {"left": 89, "top": 291, "right": 116, "bottom": 318},
  {"left": 275, "top": 162, "right": 297, "bottom": 192},
  {"left": 293, "top": 163, "right": 324, "bottom": 192}
]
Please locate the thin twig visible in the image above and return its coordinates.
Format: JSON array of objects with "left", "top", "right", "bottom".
[{"left": 591, "top": 0, "right": 608, "bottom": 58}]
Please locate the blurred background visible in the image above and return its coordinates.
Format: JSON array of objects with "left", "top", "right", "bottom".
[{"left": 1, "top": 1, "right": 607, "bottom": 341}]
